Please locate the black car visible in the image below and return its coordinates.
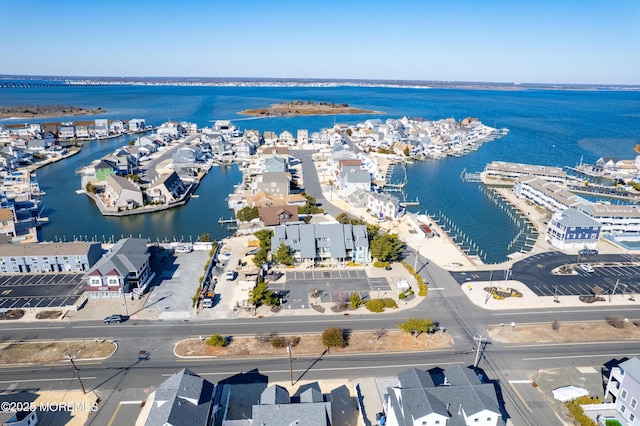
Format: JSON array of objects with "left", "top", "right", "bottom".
[
  {"left": 104, "top": 314, "right": 124, "bottom": 324},
  {"left": 578, "top": 249, "right": 599, "bottom": 256}
]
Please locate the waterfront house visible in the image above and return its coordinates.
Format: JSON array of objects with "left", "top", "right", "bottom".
[
  {"left": 146, "top": 171, "right": 187, "bottom": 205},
  {"left": 247, "top": 191, "right": 306, "bottom": 208},
  {"left": 94, "top": 159, "right": 117, "bottom": 182},
  {"left": 545, "top": 207, "right": 601, "bottom": 251},
  {"left": 236, "top": 139, "right": 257, "bottom": 160},
  {"left": 367, "top": 192, "right": 403, "bottom": 220},
  {"left": 110, "top": 120, "right": 125, "bottom": 135},
  {"left": 128, "top": 118, "right": 146, "bottom": 132},
  {"left": 254, "top": 172, "right": 290, "bottom": 195},
  {"left": 104, "top": 174, "right": 144, "bottom": 210},
  {"left": 58, "top": 122, "right": 75, "bottom": 139},
  {"left": 483, "top": 161, "right": 566, "bottom": 183},
  {"left": 76, "top": 125, "right": 92, "bottom": 140},
  {"left": 605, "top": 357, "right": 640, "bottom": 425},
  {"left": 263, "top": 131, "right": 278, "bottom": 145},
  {"left": 338, "top": 166, "right": 371, "bottom": 198},
  {"left": 271, "top": 223, "right": 369, "bottom": 266},
  {"left": 135, "top": 136, "right": 159, "bottom": 153},
  {"left": 297, "top": 129, "right": 309, "bottom": 144},
  {"left": 243, "top": 129, "right": 260, "bottom": 144},
  {"left": 95, "top": 119, "right": 109, "bottom": 139},
  {"left": 264, "top": 154, "right": 287, "bottom": 173},
  {"left": 137, "top": 368, "right": 215, "bottom": 426},
  {"left": 258, "top": 205, "right": 299, "bottom": 226},
  {"left": 157, "top": 122, "right": 182, "bottom": 139},
  {"left": 0, "top": 152, "right": 18, "bottom": 170},
  {"left": 380, "top": 366, "right": 504, "bottom": 426},
  {"left": 347, "top": 188, "right": 370, "bottom": 209},
  {"left": 26, "top": 138, "right": 50, "bottom": 154},
  {"left": 515, "top": 176, "right": 590, "bottom": 213},
  {"left": 84, "top": 238, "right": 153, "bottom": 297},
  {"left": 279, "top": 130, "right": 294, "bottom": 145},
  {"left": 0, "top": 241, "right": 103, "bottom": 274},
  {"left": 579, "top": 204, "right": 640, "bottom": 236}
]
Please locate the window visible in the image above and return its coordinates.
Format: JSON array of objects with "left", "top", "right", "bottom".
[
  {"left": 630, "top": 413, "right": 634, "bottom": 422},
  {"left": 621, "top": 405, "right": 626, "bottom": 413},
  {"left": 487, "top": 418, "right": 492, "bottom": 421},
  {"left": 632, "top": 398, "right": 637, "bottom": 409},
  {"left": 622, "top": 389, "right": 628, "bottom": 400},
  {"left": 474, "top": 419, "right": 479, "bottom": 423}
]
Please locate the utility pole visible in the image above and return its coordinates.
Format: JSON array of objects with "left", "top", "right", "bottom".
[
  {"left": 610, "top": 279, "right": 620, "bottom": 303},
  {"left": 473, "top": 335, "right": 488, "bottom": 368},
  {"left": 414, "top": 246, "right": 419, "bottom": 272},
  {"left": 67, "top": 356, "right": 87, "bottom": 394},
  {"left": 287, "top": 345, "right": 293, "bottom": 386}
]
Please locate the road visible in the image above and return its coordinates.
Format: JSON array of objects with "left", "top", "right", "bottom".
[{"left": 3, "top": 149, "right": 640, "bottom": 425}]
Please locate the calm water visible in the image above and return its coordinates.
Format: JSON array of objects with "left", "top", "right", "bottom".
[{"left": 1, "top": 85, "right": 639, "bottom": 262}]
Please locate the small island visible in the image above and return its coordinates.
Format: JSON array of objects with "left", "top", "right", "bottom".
[
  {"left": 240, "top": 100, "right": 384, "bottom": 117},
  {"left": 0, "top": 105, "right": 106, "bottom": 118}
]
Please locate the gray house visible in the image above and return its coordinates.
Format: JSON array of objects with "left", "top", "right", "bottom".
[
  {"left": 382, "top": 367, "right": 504, "bottom": 426},
  {"left": 255, "top": 172, "right": 290, "bottom": 195},
  {"left": 84, "top": 238, "right": 153, "bottom": 298},
  {"left": 0, "top": 242, "right": 103, "bottom": 274},
  {"left": 271, "top": 223, "right": 369, "bottom": 265},
  {"left": 253, "top": 384, "right": 332, "bottom": 426},
  {"left": 140, "top": 368, "right": 215, "bottom": 426}
]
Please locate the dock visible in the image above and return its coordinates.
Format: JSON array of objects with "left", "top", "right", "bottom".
[{"left": 218, "top": 217, "right": 237, "bottom": 224}]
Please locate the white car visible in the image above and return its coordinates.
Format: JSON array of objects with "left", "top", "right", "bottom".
[
  {"left": 579, "top": 264, "right": 595, "bottom": 273},
  {"left": 225, "top": 271, "right": 237, "bottom": 281}
]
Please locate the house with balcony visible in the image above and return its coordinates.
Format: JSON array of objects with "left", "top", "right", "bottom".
[
  {"left": 338, "top": 166, "right": 371, "bottom": 198},
  {"left": 605, "top": 358, "right": 640, "bottom": 425},
  {"left": 128, "top": 118, "right": 146, "bottom": 132},
  {"left": 84, "top": 238, "right": 154, "bottom": 297},
  {"left": 0, "top": 241, "right": 103, "bottom": 274},
  {"left": 545, "top": 207, "right": 601, "bottom": 251},
  {"left": 258, "top": 205, "right": 299, "bottom": 227},
  {"left": 279, "top": 130, "right": 294, "bottom": 145},
  {"left": 515, "top": 176, "right": 590, "bottom": 213},
  {"left": 104, "top": 174, "right": 144, "bottom": 210},
  {"left": 58, "top": 123, "right": 76, "bottom": 140},
  {"left": 263, "top": 131, "right": 278, "bottom": 145},
  {"left": 0, "top": 207, "right": 16, "bottom": 238},
  {"left": 146, "top": 172, "right": 187, "bottom": 205},
  {"left": 271, "top": 223, "right": 369, "bottom": 266},
  {"left": 368, "top": 192, "right": 403, "bottom": 220},
  {"left": 579, "top": 204, "right": 640, "bottom": 236},
  {"left": 297, "top": 129, "right": 309, "bottom": 144},
  {"left": 254, "top": 172, "right": 290, "bottom": 195},
  {"left": 380, "top": 366, "right": 504, "bottom": 426}
]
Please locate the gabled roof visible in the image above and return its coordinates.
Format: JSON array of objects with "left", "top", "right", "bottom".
[
  {"left": 258, "top": 205, "right": 299, "bottom": 226},
  {"left": 144, "top": 368, "right": 215, "bottom": 426},
  {"left": 85, "top": 238, "right": 149, "bottom": 279},
  {"left": 106, "top": 174, "right": 141, "bottom": 194},
  {"left": 149, "top": 171, "right": 182, "bottom": 190},
  {"left": 260, "top": 384, "right": 290, "bottom": 405},
  {"left": 619, "top": 357, "right": 640, "bottom": 382}
]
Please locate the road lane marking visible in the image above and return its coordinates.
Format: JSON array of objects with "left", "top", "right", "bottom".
[
  {"left": 506, "top": 340, "right": 640, "bottom": 348},
  {"left": 492, "top": 307, "right": 640, "bottom": 316},
  {"left": 508, "top": 382, "right": 533, "bottom": 413},
  {"left": 524, "top": 353, "right": 640, "bottom": 361},
  {"left": 107, "top": 403, "right": 122, "bottom": 426},
  {"left": 508, "top": 380, "right": 532, "bottom": 384},
  {"left": 0, "top": 327, "right": 65, "bottom": 331}
]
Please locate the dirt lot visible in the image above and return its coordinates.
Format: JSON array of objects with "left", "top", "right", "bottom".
[
  {"left": 0, "top": 340, "right": 116, "bottom": 364},
  {"left": 176, "top": 330, "right": 453, "bottom": 357},
  {"left": 489, "top": 319, "right": 640, "bottom": 343},
  {"left": 240, "top": 101, "right": 383, "bottom": 117}
]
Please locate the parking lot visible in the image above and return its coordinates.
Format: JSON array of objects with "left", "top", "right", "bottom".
[
  {"left": 268, "top": 270, "right": 392, "bottom": 309},
  {"left": 0, "top": 273, "right": 85, "bottom": 310},
  {"left": 452, "top": 252, "right": 640, "bottom": 298}
]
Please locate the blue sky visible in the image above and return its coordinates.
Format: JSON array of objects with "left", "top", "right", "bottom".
[{"left": 1, "top": 0, "right": 639, "bottom": 84}]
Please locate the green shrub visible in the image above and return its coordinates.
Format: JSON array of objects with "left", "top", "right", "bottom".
[
  {"left": 383, "top": 298, "right": 398, "bottom": 308},
  {"left": 289, "top": 336, "right": 301, "bottom": 347},
  {"left": 322, "top": 327, "right": 346, "bottom": 348},
  {"left": 373, "top": 261, "right": 389, "bottom": 268},
  {"left": 271, "top": 336, "right": 287, "bottom": 348},
  {"left": 399, "top": 292, "right": 406, "bottom": 299},
  {"left": 366, "top": 299, "right": 385, "bottom": 312},
  {"left": 206, "top": 334, "right": 227, "bottom": 347},
  {"left": 565, "top": 396, "right": 601, "bottom": 426}
]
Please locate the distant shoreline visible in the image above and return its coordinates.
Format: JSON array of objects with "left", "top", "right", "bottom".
[
  {"left": 0, "top": 105, "right": 106, "bottom": 119},
  {"left": 240, "top": 101, "right": 384, "bottom": 117}
]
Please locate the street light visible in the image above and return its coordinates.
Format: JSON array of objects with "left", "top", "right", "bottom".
[{"left": 65, "top": 355, "right": 87, "bottom": 394}]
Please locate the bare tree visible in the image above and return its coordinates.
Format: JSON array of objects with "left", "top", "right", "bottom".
[
  {"left": 374, "top": 328, "right": 386, "bottom": 341},
  {"left": 551, "top": 320, "right": 560, "bottom": 332},
  {"left": 592, "top": 286, "right": 604, "bottom": 296}
]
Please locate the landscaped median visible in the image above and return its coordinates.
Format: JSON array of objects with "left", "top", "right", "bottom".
[
  {"left": 175, "top": 329, "right": 453, "bottom": 358},
  {"left": 0, "top": 340, "right": 117, "bottom": 364}
]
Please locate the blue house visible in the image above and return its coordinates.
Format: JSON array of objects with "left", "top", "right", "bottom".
[{"left": 545, "top": 207, "right": 601, "bottom": 251}]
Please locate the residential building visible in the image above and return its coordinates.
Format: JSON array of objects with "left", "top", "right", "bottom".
[
  {"left": 243, "top": 129, "right": 260, "bottom": 144},
  {"left": 279, "top": 130, "right": 294, "bottom": 145},
  {"left": 146, "top": 172, "right": 187, "bottom": 205},
  {"left": 137, "top": 368, "right": 215, "bottom": 426},
  {"left": 381, "top": 366, "right": 504, "bottom": 426},
  {"left": 247, "top": 192, "right": 307, "bottom": 208},
  {"left": 515, "top": 176, "right": 590, "bottom": 213},
  {"left": 95, "top": 119, "right": 109, "bottom": 139},
  {"left": 263, "top": 131, "right": 278, "bottom": 145},
  {"left": 339, "top": 167, "right": 371, "bottom": 197},
  {"left": 368, "top": 192, "right": 403, "bottom": 220},
  {"left": 545, "top": 207, "right": 602, "bottom": 251},
  {"left": 297, "top": 129, "right": 309, "bottom": 144},
  {"left": 252, "top": 384, "right": 332, "bottom": 426},
  {"left": 483, "top": 161, "right": 566, "bottom": 183},
  {"left": 94, "top": 159, "right": 117, "bottom": 182},
  {"left": 128, "top": 118, "right": 146, "bottom": 132},
  {"left": 605, "top": 357, "right": 640, "bottom": 426},
  {"left": 104, "top": 174, "right": 144, "bottom": 210},
  {"left": 0, "top": 207, "right": 16, "bottom": 237},
  {"left": 264, "top": 155, "right": 287, "bottom": 173},
  {"left": 579, "top": 204, "right": 640, "bottom": 236},
  {"left": 271, "top": 223, "right": 369, "bottom": 265},
  {"left": 58, "top": 123, "right": 76, "bottom": 139},
  {"left": 0, "top": 242, "right": 103, "bottom": 274},
  {"left": 258, "top": 205, "right": 299, "bottom": 226},
  {"left": 254, "top": 172, "right": 290, "bottom": 195},
  {"left": 84, "top": 238, "right": 153, "bottom": 297}
]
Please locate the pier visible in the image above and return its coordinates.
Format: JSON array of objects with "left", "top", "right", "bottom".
[{"left": 218, "top": 217, "right": 237, "bottom": 224}]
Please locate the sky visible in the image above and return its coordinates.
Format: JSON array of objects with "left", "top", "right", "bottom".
[{"left": 1, "top": 0, "right": 639, "bottom": 85}]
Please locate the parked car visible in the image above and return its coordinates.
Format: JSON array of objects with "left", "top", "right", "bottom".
[
  {"left": 578, "top": 249, "right": 599, "bottom": 256},
  {"left": 579, "top": 264, "right": 595, "bottom": 273},
  {"left": 104, "top": 314, "right": 124, "bottom": 324},
  {"left": 226, "top": 271, "right": 237, "bottom": 281}
]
